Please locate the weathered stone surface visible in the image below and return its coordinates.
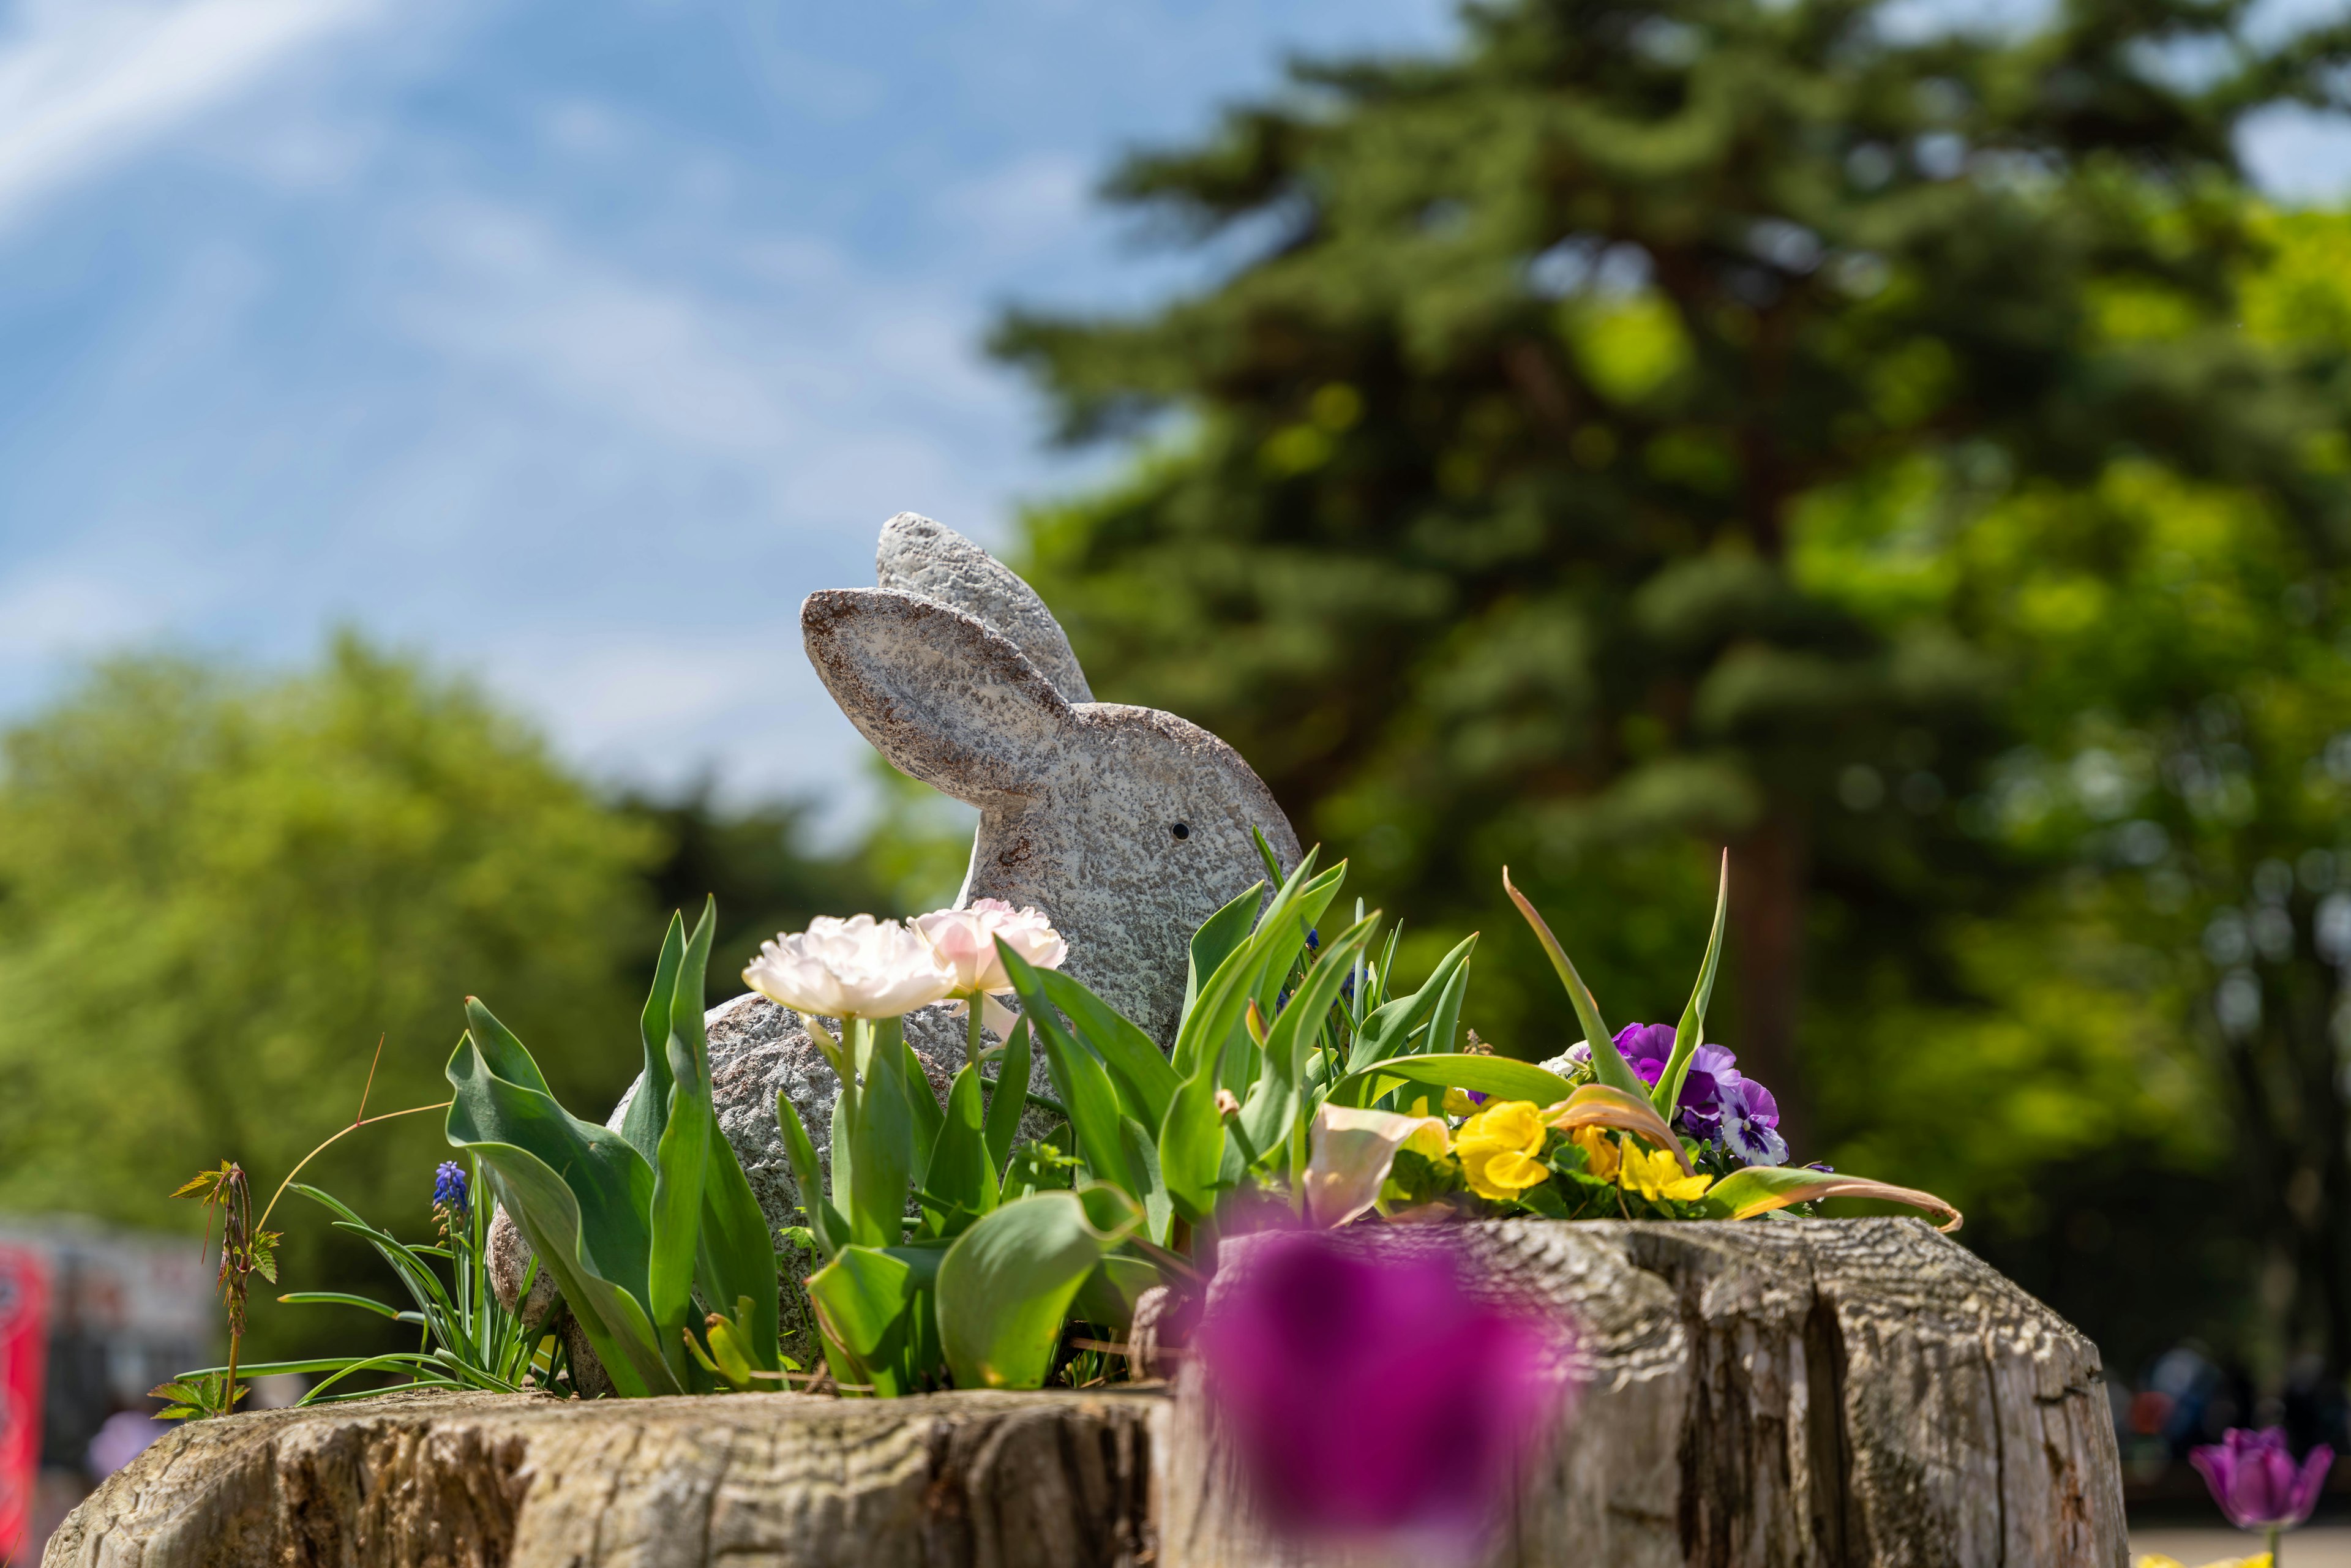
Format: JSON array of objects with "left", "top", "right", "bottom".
[
  {"left": 498, "top": 515, "right": 1302, "bottom": 1330},
  {"left": 64, "top": 1220, "right": 2126, "bottom": 1568}
]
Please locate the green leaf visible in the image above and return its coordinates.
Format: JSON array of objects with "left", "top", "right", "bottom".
[
  {"left": 1701, "top": 1165, "right": 1962, "bottom": 1231},
  {"left": 1183, "top": 882, "right": 1264, "bottom": 1024},
  {"left": 1157, "top": 1047, "right": 1230, "bottom": 1224},
  {"left": 1241, "top": 912, "right": 1381, "bottom": 1164},
  {"left": 1038, "top": 969, "right": 1179, "bottom": 1129},
  {"left": 1656, "top": 850, "right": 1731, "bottom": 1119},
  {"left": 774, "top": 1089, "right": 846, "bottom": 1258},
  {"left": 920, "top": 1063, "right": 1000, "bottom": 1237},
  {"left": 618, "top": 912, "right": 687, "bottom": 1161},
  {"left": 275, "top": 1291, "right": 408, "bottom": 1320},
  {"left": 982, "top": 1016, "right": 1033, "bottom": 1176},
  {"left": 1073, "top": 1255, "right": 1160, "bottom": 1332},
  {"left": 1172, "top": 850, "right": 1318, "bottom": 1079},
  {"left": 1331, "top": 1052, "right": 1576, "bottom": 1109},
  {"left": 844, "top": 1018, "right": 917, "bottom": 1247},
  {"left": 647, "top": 904, "right": 716, "bottom": 1353},
  {"left": 899, "top": 1037, "right": 945, "bottom": 1177},
  {"left": 1000, "top": 942, "right": 1139, "bottom": 1198},
  {"left": 1119, "top": 1114, "right": 1172, "bottom": 1245},
  {"left": 805, "top": 1244, "right": 936, "bottom": 1397},
  {"left": 1501, "top": 868, "right": 1646, "bottom": 1097},
  {"left": 446, "top": 1014, "right": 654, "bottom": 1310},
  {"left": 468, "top": 1139, "right": 679, "bottom": 1395},
  {"left": 1344, "top": 932, "right": 1477, "bottom": 1073},
  {"left": 935, "top": 1186, "right": 1141, "bottom": 1390}
]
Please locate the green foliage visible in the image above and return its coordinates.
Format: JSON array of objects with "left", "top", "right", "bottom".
[
  {"left": 443, "top": 902, "right": 782, "bottom": 1395},
  {"left": 986, "top": 0, "right": 2351, "bottom": 1373},
  {"left": 0, "top": 637, "right": 658, "bottom": 1361}
]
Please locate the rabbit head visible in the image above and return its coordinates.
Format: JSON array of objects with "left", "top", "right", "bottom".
[{"left": 804, "top": 514, "right": 1301, "bottom": 1045}]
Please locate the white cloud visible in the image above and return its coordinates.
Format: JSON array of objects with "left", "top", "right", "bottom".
[{"left": 0, "top": 0, "right": 386, "bottom": 230}]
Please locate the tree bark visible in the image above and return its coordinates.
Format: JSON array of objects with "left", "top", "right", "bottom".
[
  {"left": 1731, "top": 809, "right": 1811, "bottom": 1153},
  {"left": 48, "top": 1221, "right": 2124, "bottom": 1568}
]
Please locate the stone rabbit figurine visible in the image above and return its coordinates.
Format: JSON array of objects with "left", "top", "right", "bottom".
[{"left": 492, "top": 514, "right": 1299, "bottom": 1360}]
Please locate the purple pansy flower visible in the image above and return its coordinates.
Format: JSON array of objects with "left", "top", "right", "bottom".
[
  {"left": 1199, "top": 1232, "right": 1577, "bottom": 1547},
  {"left": 2191, "top": 1427, "right": 2333, "bottom": 1533},
  {"left": 1611, "top": 1022, "right": 1676, "bottom": 1086},
  {"left": 1720, "top": 1079, "right": 1789, "bottom": 1167},
  {"left": 1673, "top": 1045, "right": 1741, "bottom": 1138}
]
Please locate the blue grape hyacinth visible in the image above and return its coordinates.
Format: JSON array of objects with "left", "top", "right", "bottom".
[{"left": 432, "top": 1160, "right": 470, "bottom": 1218}]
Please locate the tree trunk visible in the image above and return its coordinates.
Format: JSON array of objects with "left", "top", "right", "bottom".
[
  {"left": 47, "top": 1220, "right": 2125, "bottom": 1568},
  {"left": 1730, "top": 808, "right": 1810, "bottom": 1152}
]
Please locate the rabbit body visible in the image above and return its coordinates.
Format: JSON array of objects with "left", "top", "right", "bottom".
[{"left": 490, "top": 515, "right": 1299, "bottom": 1345}]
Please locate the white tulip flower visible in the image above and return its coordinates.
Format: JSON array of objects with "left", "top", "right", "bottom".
[
  {"left": 743, "top": 914, "right": 957, "bottom": 1019},
  {"left": 912, "top": 899, "right": 1068, "bottom": 997}
]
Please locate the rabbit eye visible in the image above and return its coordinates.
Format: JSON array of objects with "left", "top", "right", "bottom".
[{"left": 1171, "top": 822, "right": 1191, "bottom": 840}]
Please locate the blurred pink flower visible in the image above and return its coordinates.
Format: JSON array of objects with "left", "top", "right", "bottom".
[
  {"left": 2190, "top": 1425, "right": 2331, "bottom": 1532},
  {"left": 1197, "top": 1230, "right": 1575, "bottom": 1549}
]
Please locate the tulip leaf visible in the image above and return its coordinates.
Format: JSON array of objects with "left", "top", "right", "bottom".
[
  {"left": 1656, "top": 850, "right": 1730, "bottom": 1119},
  {"left": 1157, "top": 1032, "right": 1233, "bottom": 1223},
  {"left": 1330, "top": 1052, "right": 1575, "bottom": 1111},
  {"left": 899, "top": 1038, "right": 945, "bottom": 1177},
  {"left": 618, "top": 912, "right": 687, "bottom": 1161},
  {"left": 775, "top": 1089, "right": 846, "bottom": 1258},
  {"left": 1344, "top": 931, "right": 1478, "bottom": 1074},
  {"left": 468, "top": 1140, "right": 680, "bottom": 1397},
  {"left": 1039, "top": 969, "right": 1179, "bottom": 1129},
  {"left": 920, "top": 1063, "right": 999, "bottom": 1237},
  {"left": 1073, "top": 1255, "right": 1160, "bottom": 1331},
  {"left": 1242, "top": 912, "right": 1380, "bottom": 1165},
  {"left": 1545, "top": 1083, "right": 1693, "bottom": 1172},
  {"left": 806, "top": 1243, "right": 946, "bottom": 1397},
  {"left": 1000, "top": 940, "right": 1140, "bottom": 1198},
  {"left": 935, "top": 1186, "right": 1141, "bottom": 1390},
  {"left": 683, "top": 915, "right": 779, "bottom": 1370},
  {"left": 448, "top": 1003, "right": 653, "bottom": 1307},
  {"left": 1502, "top": 868, "right": 1647, "bottom": 1098},
  {"left": 1173, "top": 849, "right": 1319, "bottom": 1080},
  {"left": 1185, "top": 882, "right": 1264, "bottom": 1022},
  {"left": 845, "top": 1017, "right": 916, "bottom": 1247},
  {"left": 647, "top": 902, "right": 716, "bottom": 1357},
  {"left": 982, "top": 1016, "right": 1033, "bottom": 1177},
  {"left": 1703, "top": 1166, "right": 1963, "bottom": 1231},
  {"left": 1119, "top": 1114, "right": 1173, "bottom": 1244}
]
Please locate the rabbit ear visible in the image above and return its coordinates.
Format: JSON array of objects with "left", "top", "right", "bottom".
[
  {"left": 875, "top": 512, "right": 1094, "bottom": 703},
  {"left": 803, "top": 588, "right": 1074, "bottom": 804}
]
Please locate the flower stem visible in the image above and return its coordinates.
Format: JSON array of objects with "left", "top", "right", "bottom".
[{"left": 2270, "top": 1522, "right": 2281, "bottom": 1566}]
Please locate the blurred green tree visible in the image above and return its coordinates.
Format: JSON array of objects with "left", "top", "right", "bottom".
[
  {"left": 0, "top": 636, "right": 660, "bottom": 1359},
  {"left": 620, "top": 778, "right": 897, "bottom": 1007},
  {"left": 992, "top": 0, "right": 2350, "bottom": 1145}
]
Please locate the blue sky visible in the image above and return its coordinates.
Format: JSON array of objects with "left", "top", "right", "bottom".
[
  {"left": 0, "top": 0, "right": 1458, "bottom": 828},
  {"left": 0, "top": 0, "right": 2344, "bottom": 833}
]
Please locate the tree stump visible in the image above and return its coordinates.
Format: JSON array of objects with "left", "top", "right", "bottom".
[{"left": 45, "top": 1220, "right": 2126, "bottom": 1567}]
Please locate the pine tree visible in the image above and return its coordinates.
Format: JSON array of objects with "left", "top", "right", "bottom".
[{"left": 994, "top": 0, "right": 2351, "bottom": 1152}]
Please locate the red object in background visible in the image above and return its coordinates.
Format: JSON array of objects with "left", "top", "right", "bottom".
[{"left": 0, "top": 1247, "right": 50, "bottom": 1565}]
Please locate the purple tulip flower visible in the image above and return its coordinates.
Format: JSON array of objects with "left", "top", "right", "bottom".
[
  {"left": 1198, "top": 1231, "right": 1575, "bottom": 1549},
  {"left": 2191, "top": 1427, "right": 2331, "bottom": 1545}
]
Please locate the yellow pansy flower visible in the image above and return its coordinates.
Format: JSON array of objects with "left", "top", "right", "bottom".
[
  {"left": 1619, "top": 1141, "right": 1713, "bottom": 1203},
  {"left": 1567, "top": 1125, "right": 1621, "bottom": 1181},
  {"left": 1441, "top": 1087, "right": 1480, "bottom": 1118},
  {"left": 1454, "top": 1099, "right": 1551, "bottom": 1199}
]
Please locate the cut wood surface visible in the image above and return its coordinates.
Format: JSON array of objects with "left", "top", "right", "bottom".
[
  {"left": 42, "top": 1387, "right": 1163, "bottom": 1568},
  {"left": 48, "top": 1220, "right": 2126, "bottom": 1568}
]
